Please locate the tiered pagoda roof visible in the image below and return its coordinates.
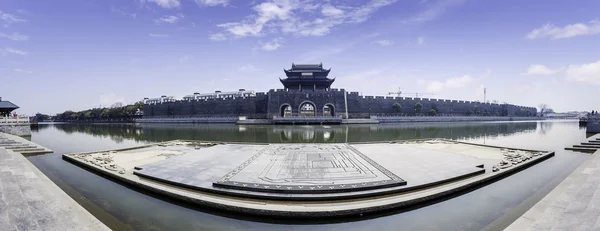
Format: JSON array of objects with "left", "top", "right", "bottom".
[
  {"left": 0, "top": 98, "right": 19, "bottom": 117},
  {"left": 279, "top": 63, "right": 335, "bottom": 90}
]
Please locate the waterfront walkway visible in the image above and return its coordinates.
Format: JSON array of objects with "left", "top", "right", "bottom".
[
  {"left": 0, "top": 134, "right": 109, "bottom": 230},
  {"left": 506, "top": 138, "right": 600, "bottom": 230}
]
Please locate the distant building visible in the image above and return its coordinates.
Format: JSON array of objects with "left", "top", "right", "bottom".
[
  {"left": 0, "top": 97, "right": 19, "bottom": 117},
  {"left": 142, "top": 63, "right": 538, "bottom": 119}
]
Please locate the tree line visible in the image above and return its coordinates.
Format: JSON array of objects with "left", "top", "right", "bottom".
[
  {"left": 391, "top": 102, "right": 536, "bottom": 116},
  {"left": 53, "top": 102, "right": 144, "bottom": 122}
]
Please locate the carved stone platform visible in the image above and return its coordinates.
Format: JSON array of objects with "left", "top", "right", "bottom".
[{"left": 213, "top": 144, "right": 406, "bottom": 193}]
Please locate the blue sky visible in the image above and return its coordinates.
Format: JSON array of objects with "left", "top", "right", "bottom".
[{"left": 1, "top": 0, "right": 599, "bottom": 115}]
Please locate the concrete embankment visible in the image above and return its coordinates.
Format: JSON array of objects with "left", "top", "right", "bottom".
[
  {"left": 0, "top": 124, "right": 31, "bottom": 136},
  {"left": 137, "top": 116, "right": 542, "bottom": 125},
  {"left": 0, "top": 132, "right": 109, "bottom": 231},
  {"left": 587, "top": 117, "right": 600, "bottom": 133},
  {"left": 375, "top": 116, "right": 542, "bottom": 123}
]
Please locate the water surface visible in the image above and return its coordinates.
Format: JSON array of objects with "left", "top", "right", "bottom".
[{"left": 27, "top": 120, "right": 590, "bottom": 231}]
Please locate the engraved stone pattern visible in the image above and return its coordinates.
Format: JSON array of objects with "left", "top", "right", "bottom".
[
  {"left": 214, "top": 144, "right": 405, "bottom": 192},
  {"left": 134, "top": 142, "right": 502, "bottom": 197}
]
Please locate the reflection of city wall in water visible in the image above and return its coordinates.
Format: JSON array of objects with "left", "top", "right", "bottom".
[{"left": 41, "top": 121, "right": 539, "bottom": 144}]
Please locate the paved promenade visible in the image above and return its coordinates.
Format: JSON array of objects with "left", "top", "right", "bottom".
[
  {"left": 505, "top": 148, "right": 600, "bottom": 230},
  {"left": 0, "top": 134, "right": 109, "bottom": 230}
]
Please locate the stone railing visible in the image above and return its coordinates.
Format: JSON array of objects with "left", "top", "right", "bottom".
[
  {"left": 272, "top": 116, "right": 343, "bottom": 124},
  {"left": 0, "top": 116, "right": 30, "bottom": 125}
]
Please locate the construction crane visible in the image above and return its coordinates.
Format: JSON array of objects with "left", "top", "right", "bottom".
[{"left": 388, "top": 88, "right": 435, "bottom": 98}]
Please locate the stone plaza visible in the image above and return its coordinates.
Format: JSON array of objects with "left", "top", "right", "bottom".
[{"left": 63, "top": 139, "right": 553, "bottom": 216}]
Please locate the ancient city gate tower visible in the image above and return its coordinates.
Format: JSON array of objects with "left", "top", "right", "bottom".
[{"left": 267, "top": 63, "right": 347, "bottom": 118}]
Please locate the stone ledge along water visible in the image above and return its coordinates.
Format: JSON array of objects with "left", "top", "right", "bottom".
[
  {"left": 506, "top": 134, "right": 600, "bottom": 231},
  {"left": 0, "top": 132, "right": 109, "bottom": 231}
]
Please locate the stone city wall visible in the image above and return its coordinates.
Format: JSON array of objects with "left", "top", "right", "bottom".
[
  {"left": 346, "top": 92, "right": 536, "bottom": 118},
  {"left": 143, "top": 94, "right": 269, "bottom": 119},
  {"left": 142, "top": 89, "right": 537, "bottom": 119}
]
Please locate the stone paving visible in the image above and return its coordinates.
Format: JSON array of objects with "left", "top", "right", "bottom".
[
  {"left": 0, "top": 133, "right": 108, "bottom": 231},
  {"left": 505, "top": 135, "right": 600, "bottom": 231},
  {"left": 134, "top": 142, "right": 487, "bottom": 196},
  {"left": 64, "top": 139, "right": 554, "bottom": 218}
]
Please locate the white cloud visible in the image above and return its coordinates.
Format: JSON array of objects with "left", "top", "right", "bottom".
[
  {"left": 143, "top": 0, "right": 180, "bottom": 9},
  {"left": 521, "top": 64, "right": 563, "bottom": 76},
  {"left": 148, "top": 33, "right": 169, "bottom": 38},
  {"left": 374, "top": 40, "right": 393, "bottom": 46},
  {"left": 402, "top": 0, "right": 465, "bottom": 24},
  {"left": 100, "top": 93, "right": 126, "bottom": 107},
  {"left": 417, "top": 36, "right": 425, "bottom": 45},
  {"left": 110, "top": 6, "right": 137, "bottom": 19},
  {"left": 13, "top": 68, "right": 32, "bottom": 74},
  {"left": 2, "top": 47, "right": 27, "bottom": 55},
  {"left": 239, "top": 64, "right": 259, "bottom": 72},
  {"left": 0, "top": 32, "right": 28, "bottom": 41},
  {"left": 195, "top": 0, "right": 229, "bottom": 6},
  {"left": 526, "top": 20, "right": 600, "bottom": 40},
  {"left": 0, "top": 10, "right": 27, "bottom": 27},
  {"left": 422, "top": 75, "right": 474, "bottom": 93},
  {"left": 155, "top": 13, "right": 184, "bottom": 24},
  {"left": 209, "top": 33, "right": 227, "bottom": 41},
  {"left": 215, "top": 0, "right": 397, "bottom": 39},
  {"left": 260, "top": 37, "right": 283, "bottom": 51},
  {"left": 321, "top": 4, "right": 344, "bottom": 17},
  {"left": 565, "top": 60, "right": 600, "bottom": 86}
]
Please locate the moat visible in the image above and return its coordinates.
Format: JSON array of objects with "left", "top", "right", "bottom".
[{"left": 27, "top": 120, "right": 589, "bottom": 230}]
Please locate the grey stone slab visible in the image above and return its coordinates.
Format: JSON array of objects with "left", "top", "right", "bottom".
[
  {"left": 0, "top": 135, "right": 108, "bottom": 231},
  {"left": 134, "top": 141, "right": 494, "bottom": 199},
  {"left": 506, "top": 150, "right": 600, "bottom": 231},
  {"left": 352, "top": 143, "right": 486, "bottom": 188}
]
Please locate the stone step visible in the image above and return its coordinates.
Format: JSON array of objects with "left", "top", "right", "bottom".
[
  {"left": 565, "top": 147, "right": 599, "bottom": 153},
  {"left": 573, "top": 145, "right": 600, "bottom": 149},
  {"left": 19, "top": 150, "right": 53, "bottom": 155},
  {"left": 581, "top": 142, "right": 600, "bottom": 146},
  {"left": 4, "top": 145, "right": 37, "bottom": 149},
  {"left": 12, "top": 148, "right": 44, "bottom": 152}
]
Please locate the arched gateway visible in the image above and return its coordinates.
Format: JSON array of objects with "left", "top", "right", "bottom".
[
  {"left": 323, "top": 104, "right": 335, "bottom": 117},
  {"left": 299, "top": 101, "right": 316, "bottom": 117},
  {"left": 280, "top": 104, "right": 292, "bottom": 117}
]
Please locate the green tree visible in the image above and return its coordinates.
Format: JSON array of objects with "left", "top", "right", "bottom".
[
  {"left": 392, "top": 102, "right": 402, "bottom": 113},
  {"left": 428, "top": 109, "right": 437, "bottom": 116},
  {"left": 414, "top": 102, "right": 423, "bottom": 114},
  {"left": 473, "top": 105, "right": 480, "bottom": 115},
  {"left": 83, "top": 111, "right": 92, "bottom": 120}
]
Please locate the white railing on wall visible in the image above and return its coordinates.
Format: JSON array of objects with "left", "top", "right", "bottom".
[{"left": 0, "top": 116, "right": 30, "bottom": 125}]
